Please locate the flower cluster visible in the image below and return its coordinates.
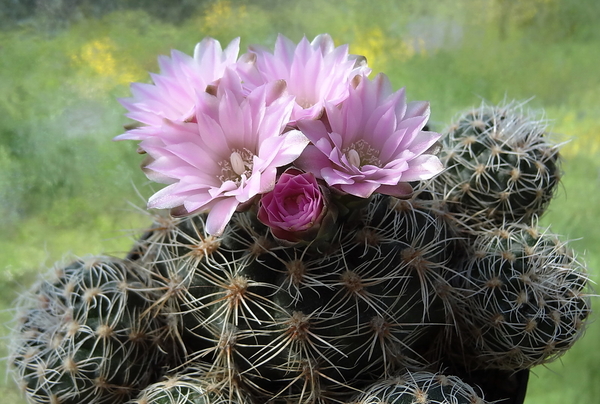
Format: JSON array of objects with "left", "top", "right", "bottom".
[{"left": 116, "top": 34, "right": 443, "bottom": 239}]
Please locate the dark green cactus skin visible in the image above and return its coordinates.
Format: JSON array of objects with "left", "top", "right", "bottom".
[
  {"left": 350, "top": 370, "right": 486, "bottom": 404},
  {"left": 11, "top": 257, "right": 168, "bottom": 404},
  {"left": 436, "top": 102, "right": 561, "bottom": 229},
  {"left": 449, "top": 224, "right": 591, "bottom": 371},
  {"left": 135, "top": 195, "right": 458, "bottom": 403}
]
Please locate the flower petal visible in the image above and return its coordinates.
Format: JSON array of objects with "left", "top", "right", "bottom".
[
  {"left": 205, "top": 197, "right": 240, "bottom": 236},
  {"left": 401, "top": 154, "right": 445, "bottom": 181}
]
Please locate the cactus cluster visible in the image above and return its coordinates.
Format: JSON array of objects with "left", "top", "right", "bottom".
[{"left": 9, "top": 34, "right": 592, "bottom": 404}]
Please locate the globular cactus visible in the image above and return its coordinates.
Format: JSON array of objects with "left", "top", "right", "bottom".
[
  {"left": 126, "top": 365, "right": 252, "bottom": 404},
  {"left": 134, "top": 194, "right": 458, "bottom": 403},
  {"left": 447, "top": 223, "right": 591, "bottom": 371},
  {"left": 435, "top": 100, "right": 562, "bottom": 230},
  {"left": 349, "top": 370, "right": 487, "bottom": 404},
  {"left": 10, "top": 256, "right": 169, "bottom": 404}
]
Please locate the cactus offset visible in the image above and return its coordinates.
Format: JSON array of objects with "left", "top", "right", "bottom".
[
  {"left": 448, "top": 223, "right": 591, "bottom": 371},
  {"left": 127, "top": 365, "right": 252, "bottom": 404},
  {"left": 436, "top": 101, "right": 561, "bottom": 230},
  {"left": 10, "top": 257, "right": 169, "bottom": 404},
  {"left": 350, "top": 370, "right": 487, "bottom": 404}
]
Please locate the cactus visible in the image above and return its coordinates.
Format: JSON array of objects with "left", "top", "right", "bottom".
[
  {"left": 126, "top": 365, "right": 252, "bottom": 404},
  {"left": 446, "top": 223, "right": 591, "bottom": 371},
  {"left": 349, "top": 370, "right": 487, "bottom": 404},
  {"left": 435, "top": 100, "right": 562, "bottom": 231},
  {"left": 10, "top": 256, "right": 169, "bottom": 404},
  {"left": 8, "top": 34, "right": 593, "bottom": 404},
  {"left": 133, "top": 195, "right": 457, "bottom": 403}
]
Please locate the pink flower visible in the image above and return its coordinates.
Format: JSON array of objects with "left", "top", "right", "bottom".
[
  {"left": 236, "top": 33, "right": 371, "bottom": 124},
  {"left": 138, "top": 70, "right": 309, "bottom": 235},
  {"left": 115, "top": 37, "right": 240, "bottom": 141},
  {"left": 295, "top": 73, "right": 443, "bottom": 198},
  {"left": 258, "top": 168, "right": 329, "bottom": 242}
]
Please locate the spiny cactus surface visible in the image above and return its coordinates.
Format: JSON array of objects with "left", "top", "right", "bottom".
[
  {"left": 436, "top": 101, "right": 562, "bottom": 230},
  {"left": 133, "top": 195, "right": 458, "bottom": 403},
  {"left": 127, "top": 365, "right": 252, "bottom": 404},
  {"left": 10, "top": 257, "right": 169, "bottom": 404},
  {"left": 448, "top": 223, "right": 591, "bottom": 371},
  {"left": 350, "top": 370, "right": 487, "bottom": 404}
]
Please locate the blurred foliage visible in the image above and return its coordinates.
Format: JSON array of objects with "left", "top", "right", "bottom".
[
  {"left": 491, "top": 0, "right": 600, "bottom": 41},
  {"left": 0, "top": 1, "right": 599, "bottom": 403},
  {"left": 1, "top": 0, "right": 597, "bottom": 268},
  {"left": 0, "top": 0, "right": 210, "bottom": 30}
]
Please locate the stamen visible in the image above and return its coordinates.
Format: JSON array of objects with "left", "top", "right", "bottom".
[
  {"left": 219, "top": 148, "right": 255, "bottom": 184},
  {"left": 342, "top": 139, "right": 381, "bottom": 168}
]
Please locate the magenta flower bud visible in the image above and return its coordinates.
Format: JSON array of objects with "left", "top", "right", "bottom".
[{"left": 258, "top": 168, "right": 331, "bottom": 242}]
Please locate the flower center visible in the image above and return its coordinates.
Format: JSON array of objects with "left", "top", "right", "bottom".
[
  {"left": 218, "top": 148, "right": 254, "bottom": 184},
  {"left": 343, "top": 139, "right": 381, "bottom": 168},
  {"left": 296, "top": 97, "right": 315, "bottom": 109},
  {"left": 283, "top": 194, "right": 307, "bottom": 215}
]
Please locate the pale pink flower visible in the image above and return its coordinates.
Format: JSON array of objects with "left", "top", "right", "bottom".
[
  {"left": 258, "top": 168, "right": 328, "bottom": 242},
  {"left": 236, "top": 33, "right": 371, "bottom": 124},
  {"left": 295, "top": 73, "right": 443, "bottom": 198},
  {"left": 139, "top": 70, "right": 309, "bottom": 235},
  {"left": 115, "top": 37, "right": 240, "bottom": 141}
]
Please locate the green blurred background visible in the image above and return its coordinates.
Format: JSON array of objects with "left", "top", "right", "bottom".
[{"left": 1, "top": 0, "right": 599, "bottom": 402}]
